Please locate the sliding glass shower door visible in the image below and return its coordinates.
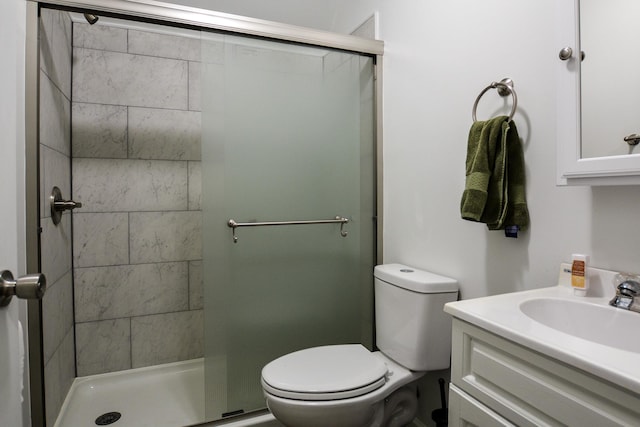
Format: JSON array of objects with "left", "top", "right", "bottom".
[{"left": 201, "top": 33, "right": 376, "bottom": 419}]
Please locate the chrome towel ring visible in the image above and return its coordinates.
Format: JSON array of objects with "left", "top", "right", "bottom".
[{"left": 472, "top": 78, "right": 518, "bottom": 122}]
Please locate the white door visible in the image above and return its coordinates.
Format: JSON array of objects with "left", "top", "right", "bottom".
[{"left": 0, "top": 0, "right": 29, "bottom": 426}]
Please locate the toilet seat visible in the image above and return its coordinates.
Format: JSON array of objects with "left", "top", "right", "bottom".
[{"left": 261, "top": 344, "right": 388, "bottom": 401}]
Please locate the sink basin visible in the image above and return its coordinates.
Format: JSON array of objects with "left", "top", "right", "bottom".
[{"left": 519, "top": 297, "right": 640, "bottom": 353}]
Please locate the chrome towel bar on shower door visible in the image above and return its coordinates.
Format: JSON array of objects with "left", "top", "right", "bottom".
[{"left": 227, "top": 216, "right": 350, "bottom": 243}]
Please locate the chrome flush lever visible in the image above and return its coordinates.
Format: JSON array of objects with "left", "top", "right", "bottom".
[
  {"left": 624, "top": 134, "right": 640, "bottom": 146},
  {"left": 50, "top": 186, "right": 82, "bottom": 225}
]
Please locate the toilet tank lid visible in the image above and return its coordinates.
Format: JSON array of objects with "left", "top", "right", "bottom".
[{"left": 374, "top": 264, "right": 458, "bottom": 293}]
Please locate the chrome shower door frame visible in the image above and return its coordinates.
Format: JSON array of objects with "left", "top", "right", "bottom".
[{"left": 24, "top": 1, "right": 384, "bottom": 424}]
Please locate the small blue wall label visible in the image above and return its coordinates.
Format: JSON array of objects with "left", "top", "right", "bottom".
[{"left": 504, "top": 225, "right": 519, "bottom": 238}]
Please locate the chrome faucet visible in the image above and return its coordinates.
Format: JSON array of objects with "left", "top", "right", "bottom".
[{"left": 610, "top": 280, "right": 640, "bottom": 311}]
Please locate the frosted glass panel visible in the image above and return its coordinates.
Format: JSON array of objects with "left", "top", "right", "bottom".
[{"left": 201, "top": 33, "right": 375, "bottom": 419}]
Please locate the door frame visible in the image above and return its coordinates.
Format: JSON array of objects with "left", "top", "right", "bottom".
[{"left": 25, "top": 2, "right": 44, "bottom": 425}]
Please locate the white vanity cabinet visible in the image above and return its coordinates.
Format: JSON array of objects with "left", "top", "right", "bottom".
[{"left": 449, "top": 319, "right": 640, "bottom": 427}]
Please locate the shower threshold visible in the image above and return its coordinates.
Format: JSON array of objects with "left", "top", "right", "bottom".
[{"left": 54, "top": 358, "right": 280, "bottom": 427}]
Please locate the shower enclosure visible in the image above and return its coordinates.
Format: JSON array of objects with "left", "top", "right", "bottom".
[{"left": 26, "top": 1, "right": 383, "bottom": 425}]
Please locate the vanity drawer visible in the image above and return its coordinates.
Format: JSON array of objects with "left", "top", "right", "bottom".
[
  {"left": 451, "top": 319, "right": 640, "bottom": 426},
  {"left": 449, "top": 384, "right": 514, "bottom": 427}
]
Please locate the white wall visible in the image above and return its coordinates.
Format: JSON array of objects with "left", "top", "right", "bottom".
[
  {"left": 333, "top": 0, "right": 589, "bottom": 298},
  {"left": 168, "top": 0, "right": 344, "bottom": 31},
  {"left": 331, "top": 0, "right": 640, "bottom": 295}
]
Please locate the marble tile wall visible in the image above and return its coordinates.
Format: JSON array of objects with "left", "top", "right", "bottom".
[
  {"left": 71, "top": 20, "right": 203, "bottom": 377},
  {"left": 39, "top": 8, "right": 75, "bottom": 427}
]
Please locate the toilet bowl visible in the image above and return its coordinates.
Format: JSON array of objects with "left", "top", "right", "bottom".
[
  {"left": 260, "top": 264, "right": 458, "bottom": 427},
  {"left": 262, "top": 345, "right": 423, "bottom": 427}
]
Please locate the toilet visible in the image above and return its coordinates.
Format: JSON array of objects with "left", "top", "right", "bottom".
[{"left": 260, "top": 263, "right": 458, "bottom": 427}]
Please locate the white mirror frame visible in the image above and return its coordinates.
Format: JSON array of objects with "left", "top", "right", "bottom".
[{"left": 557, "top": 0, "right": 640, "bottom": 185}]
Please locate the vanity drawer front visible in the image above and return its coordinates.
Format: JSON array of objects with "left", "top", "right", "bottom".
[
  {"left": 449, "top": 384, "right": 515, "bottom": 427},
  {"left": 451, "top": 319, "right": 640, "bottom": 427}
]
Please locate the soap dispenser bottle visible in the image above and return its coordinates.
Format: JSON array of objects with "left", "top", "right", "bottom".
[{"left": 571, "top": 254, "right": 589, "bottom": 296}]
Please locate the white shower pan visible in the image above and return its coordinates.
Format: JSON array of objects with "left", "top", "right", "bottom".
[
  {"left": 54, "top": 358, "right": 280, "bottom": 427},
  {"left": 55, "top": 359, "right": 204, "bottom": 427}
]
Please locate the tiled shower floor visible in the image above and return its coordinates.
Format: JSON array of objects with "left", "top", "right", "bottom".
[{"left": 55, "top": 359, "right": 205, "bottom": 427}]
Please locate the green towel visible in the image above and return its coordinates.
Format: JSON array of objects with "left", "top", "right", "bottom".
[{"left": 460, "top": 116, "right": 529, "bottom": 231}]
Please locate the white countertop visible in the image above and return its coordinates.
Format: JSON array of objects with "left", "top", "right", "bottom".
[{"left": 444, "top": 263, "right": 640, "bottom": 396}]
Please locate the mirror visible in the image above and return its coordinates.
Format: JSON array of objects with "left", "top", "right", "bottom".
[
  {"left": 556, "top": 0, "right": 640, "bottom": 185},
  {"left": 580, "top": 0, "right": 640, "bottom": 159}
]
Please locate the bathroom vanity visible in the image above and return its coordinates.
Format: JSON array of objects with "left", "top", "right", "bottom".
[{"left": 445, "top": 264, "right": 640, "bottom": 426}]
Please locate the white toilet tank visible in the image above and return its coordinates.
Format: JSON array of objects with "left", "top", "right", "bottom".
[{"left": 374, "top": 264, "right": 458, "bottom": 371}]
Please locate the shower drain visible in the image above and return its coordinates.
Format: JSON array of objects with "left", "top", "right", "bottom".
[{"left": 95, "top": 412, "right": 122, "bottom": 425}]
